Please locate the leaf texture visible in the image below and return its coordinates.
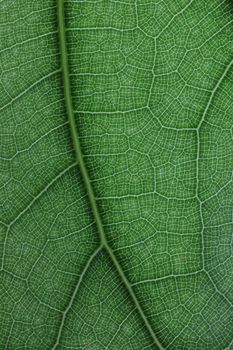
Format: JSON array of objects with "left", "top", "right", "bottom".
[{"left": 0, "top": 0, "right": 233, "bottom": 349}]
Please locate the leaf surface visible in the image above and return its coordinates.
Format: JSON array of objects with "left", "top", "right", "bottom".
[{"left": 0, "top": 0, "right": 233, "bottom": 349}]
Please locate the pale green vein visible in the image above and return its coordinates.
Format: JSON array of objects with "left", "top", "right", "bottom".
[
  {"left": 8, "top": 163, "right": 77, "bottom": 228},
  {"left": 196, "top": 57, "right": 233, "bottom": 269},
  {"left": 1, "top": 163, "right": 77, "bottom": 271},
  {"left": 0, "top": 69, "right": 60, "bottom": 112},
  {"left": 57, "top": 0, "right": 164, "bottom": 348}
]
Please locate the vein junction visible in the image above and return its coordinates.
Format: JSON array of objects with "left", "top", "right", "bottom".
[{"left": 57, "top": 0, "right": 164, "bottom": 349}]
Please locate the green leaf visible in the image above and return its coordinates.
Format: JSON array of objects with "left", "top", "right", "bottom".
[{"left": 0, "top": 0, "right": 232, "bottom": 349}]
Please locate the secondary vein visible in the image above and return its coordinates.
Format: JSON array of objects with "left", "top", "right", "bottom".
[
  {"left": 57, "top": 1, "right": 164, "bottom": 349},
  {"left": 52, "top": 246, "right": 102, "bottom": 350}
]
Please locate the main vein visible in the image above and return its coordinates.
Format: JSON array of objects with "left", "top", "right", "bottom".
[
  {"left": 57, "top": 0, "right": 107, "bottom": 248},
  {"left": 57, "top": 1, "right": 164, "bottom": 349}
]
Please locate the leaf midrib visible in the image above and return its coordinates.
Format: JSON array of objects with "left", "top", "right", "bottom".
[{"left": 56, "top": 0, "right": 164, "bottom": 349}]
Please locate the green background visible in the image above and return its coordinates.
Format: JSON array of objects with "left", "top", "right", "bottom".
[{"left": 0, "top": 0, "right": 233, "bottom": 349}]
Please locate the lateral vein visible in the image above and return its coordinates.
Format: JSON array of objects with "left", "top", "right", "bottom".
[{"left": 52, "top": 246, "right": 102, "bottom": 350}]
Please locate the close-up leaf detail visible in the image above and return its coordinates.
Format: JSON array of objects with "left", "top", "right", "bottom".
[{"left": 0, "top": 0, "right": 233, "bottom": 349}]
